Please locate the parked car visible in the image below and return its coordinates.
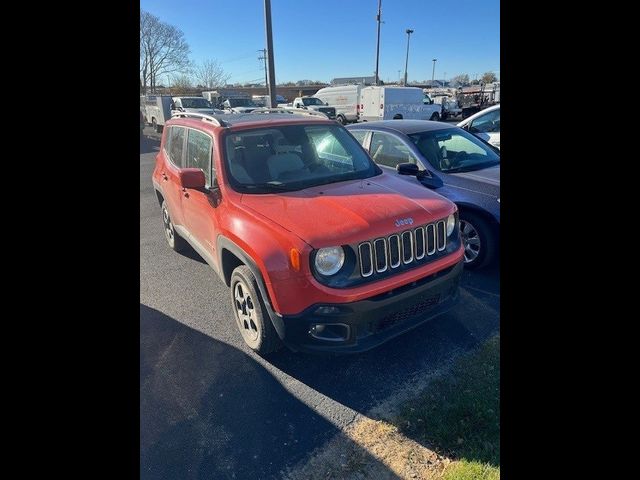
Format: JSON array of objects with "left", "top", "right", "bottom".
[
  {"left": 347, "top": 120, "right": 499, "bottom": 269},
  {"left": 457, "top": 104, "right": 500, "bottom": 149},
  {"left": 171, "top": 96, "right": 225, "bottom": 116},
  {"left": 281, "top": 96, "right": 336, "bottom": 120},
  {"left": 152, "top": 112, "right": 464, "bottom": 354}
]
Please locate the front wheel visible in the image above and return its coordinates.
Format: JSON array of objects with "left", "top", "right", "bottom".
[
  {"left": 430, "top": 112, "right": 440, "bottom": 121},
  {"left": 336, "top": 115, "right": 347, "bottom": 125},
  {"left": 230, "top": 265, "right": 282, "bottom": 355},
  {"left": 161, "top": 200, "right": 188, "bottom": 252},
  {"left": 459, "top": 210, "right": 496, "bottom": 269}
]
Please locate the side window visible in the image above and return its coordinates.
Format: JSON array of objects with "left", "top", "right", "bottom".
[
  {"left": 163, "top": 126, "right": 171, "bottom": 156},
  {"left": 470, "top": 109, "right": 500, "bottom": 133},
  {"left": 168, "top": 126, "right": 186, "bottom": 167},
  {"left": 186, "top": 129, "right": 213, "bottom": 187},
  {"left": 369, "top": 132, "right": 418, "bottom": 168},
  {"left": 350, "top": 130, "right": 369, "bottom": 148}
]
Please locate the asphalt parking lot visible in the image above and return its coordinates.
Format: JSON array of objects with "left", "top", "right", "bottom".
[{"left": 139, "top": 127, "right": 499, "bottom": 479}]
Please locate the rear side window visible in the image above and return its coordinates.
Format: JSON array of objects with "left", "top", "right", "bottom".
[
  {"left": 168, "top": 126, "right": 186, "bottom": 167},
  {"left": 186, "top": 129, "right": 213, "bottom": 186},
  {"left": 350, "top": 130, "right": 368, "bottom": 146}
]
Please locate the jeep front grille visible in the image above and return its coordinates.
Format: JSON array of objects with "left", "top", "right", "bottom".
[{"left": 357, "top": 220, "right": 448, "bottom": 278}]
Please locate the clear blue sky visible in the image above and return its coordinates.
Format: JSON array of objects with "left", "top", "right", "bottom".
[{"left": 140, "top": 0, "right": 499, "bottom": 85}]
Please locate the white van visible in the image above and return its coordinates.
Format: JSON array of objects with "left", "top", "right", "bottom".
[
  {"left": 142, "top": 95, "right": 173, "bottom": 132},
  {"left": 313, "top": 84, "right": 363, "bottom": 124},
  {"left": 359, "top": 86, "right": 442, "bottom": 122}
]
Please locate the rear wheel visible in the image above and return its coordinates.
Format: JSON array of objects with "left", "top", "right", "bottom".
[
  {"left": 459, "top": 210, "right": 496, "bottom": 269},
  {"left": 336, "top": 115, "right": 347, "bottom": 125},
  {"left": 161, "top": 200, "right": 187, "bottom": 252},
  {"left": 230, "top": 265, "right": 282, "bottom": 355}
]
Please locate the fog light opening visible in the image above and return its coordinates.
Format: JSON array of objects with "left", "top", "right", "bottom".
[
  {"left": 309, "top": 323, "right": 350, "bottom": 342},
  {"left": 314, "top": 306, "right": 341, "bottom": 315}
]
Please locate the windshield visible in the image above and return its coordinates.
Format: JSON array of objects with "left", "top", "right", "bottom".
[
  {"left": 408, "top": 127, "right": 500, "bottom": 173},
  {"left": 224, "top": 124, "right": 380, "bottom": 193},
  {"left": 228, "top": 98, "right": 256, "bottom": 107},
  {"left": 180, "top": 98, "right": 212, "bottom": 109},
  {"left": 302, "top": 98, "right": 324, "bottom": 106}
]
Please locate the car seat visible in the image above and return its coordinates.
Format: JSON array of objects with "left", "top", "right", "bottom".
[{"left": 267, "top": 153, "right": 306, "bottom": 180}]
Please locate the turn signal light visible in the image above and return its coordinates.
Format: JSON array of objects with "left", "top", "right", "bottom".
[{"left": 290, "top": 248, "right": 301, "bottom": 271}]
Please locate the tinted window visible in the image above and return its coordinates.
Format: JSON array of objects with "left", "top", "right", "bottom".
[
  {"left": 186, "top": 129, "right": 213, "bottom": 186},
  {"left": 350, "top": 130, "right": 368, "bottom": 146},
  {"left": 180, "top": 98, "right": 212, "bottom": 109},
  {"left": 224, "top": 124, "right": 379, "bottom": 193},
  {"left": 409, "top": 127, "right": 499, "bottom": 173},
  {"left": 168, "top": 126, "right": 186, "bottom": 167},
  {"left": 369, "top": 132, "right": 419, "bottom": 168},
  {"left": 470, "top": 108, "right": 500, "bottom": 133}
]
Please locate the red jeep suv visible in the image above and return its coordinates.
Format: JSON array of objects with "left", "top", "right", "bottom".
[{"left": 152, "top": 112, "right": 464, "bottom": 354}]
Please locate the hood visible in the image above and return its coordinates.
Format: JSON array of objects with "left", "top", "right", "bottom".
[
  {"left": 240, "top": 173, "right": 454, "bottom": 247},
  {"left": 232, "top": 107, "right": 256, "bottom": 113},
  {"left": 184, "top": 107, "right": 223, "bottom": 115},
  {"left": 450, "top": 164, "right": 500, "bottom": 187}
]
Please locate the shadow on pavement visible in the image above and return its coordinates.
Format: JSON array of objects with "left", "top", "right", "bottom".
[
  {"left": 140, "top": 304, "right": 399, "bottom": 480},
  {"left": 267, "top": 262, "right": 499, "bottom": 413},
  {"left": 140, "top": 131, "right": 160, "bottom": 155}
]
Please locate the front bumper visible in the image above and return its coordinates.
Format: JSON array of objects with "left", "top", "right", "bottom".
[{"left": 280, "top": 260, "right": 463, "bottom": 353}]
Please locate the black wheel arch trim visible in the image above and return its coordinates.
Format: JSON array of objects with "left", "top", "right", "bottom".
[
  {"left": 216, "top": 236, "right": 286, "bottom": 340},
  {"left": 456, "top": 203, "right": 500, "bottom": 228}
]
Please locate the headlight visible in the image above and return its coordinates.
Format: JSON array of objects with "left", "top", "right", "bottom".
[
  {"left": 314, "top": 247, "right": 345, "bottom": 276},
  {"left": 446, "top": 214, "right": 456, "bottom": 237}
]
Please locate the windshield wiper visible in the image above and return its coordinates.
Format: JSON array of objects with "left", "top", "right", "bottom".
[
  {"left": 241, "top": 182, "right": 296, "bottom": 192},
  {"left": 446, "top": 161, "right": 499, "bottom": 173}
]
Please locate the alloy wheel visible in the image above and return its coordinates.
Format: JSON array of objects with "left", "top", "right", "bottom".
[{"left": 460, "top": 219, "right": 481, "bottom": 263}]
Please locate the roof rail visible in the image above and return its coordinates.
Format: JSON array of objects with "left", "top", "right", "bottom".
[
  {"left": 171, "top": 111, "right": 227, "bottom": 127},
  {"left": 250, "top": 108, "right": 294, "bottom": 114}
]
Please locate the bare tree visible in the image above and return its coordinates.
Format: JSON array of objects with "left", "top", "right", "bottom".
[
  {"left": 140, "top": 10, "right": 191, "bottom": 94},
  {"left": 450, "top": 74, "right": 470, "bottom": 87},
  {"left": 193, "top": 59, "right": 230, "bottom": 90},
  {"left": 170, "top": 74, "right": 193, "bottom": 94},
  {"left": 481, "top": 72, "right": 498, "bottom": 84}
]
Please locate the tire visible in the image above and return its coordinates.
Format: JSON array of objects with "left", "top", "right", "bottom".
[
  {"left": 230, "top": 265, "right": 282, "bottom": 355},
  {"left": 161, "top": 200, "right": 188, "bottom": 253},
  {"left": 336, "top": 115, "right": 347, "bottom": 125},
  {"left": 430, "top": 112, "right": 440, "bottom": 121},
  {"left": 393, "top": 114, "right": 403, "bottom": 120},
  {"left": 459, "top": 210, "right": 496, "bottom": 269}
]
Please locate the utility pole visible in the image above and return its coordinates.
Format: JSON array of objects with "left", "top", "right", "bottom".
[
  {"left": 258, "top": 49, "right": 268, "bottom": 91},
  {"left": 431, "top": 58, "right": 437, "bottom": 84},
  {"left": 374, "top": 0, "right": 382, "bottom": 86},
  {"left": 263, "top": 0, "right": 277, "bottom": 107},
  {"left": 403, "top": 28, "right": 414, "bottom": 86}
]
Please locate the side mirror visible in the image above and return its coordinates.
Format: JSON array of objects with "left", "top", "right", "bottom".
[
  {"left": 179, "top": 168, "right": 206, "bottom": 190},
  {"left": 397, "top": 163, "right": 443, "bottom": 189},
  {"left": 396, "top": 163, "right": 420, "bottom": 176},
  {"left": 417, "top": 173, "right": 444, "bottom": 189}
]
